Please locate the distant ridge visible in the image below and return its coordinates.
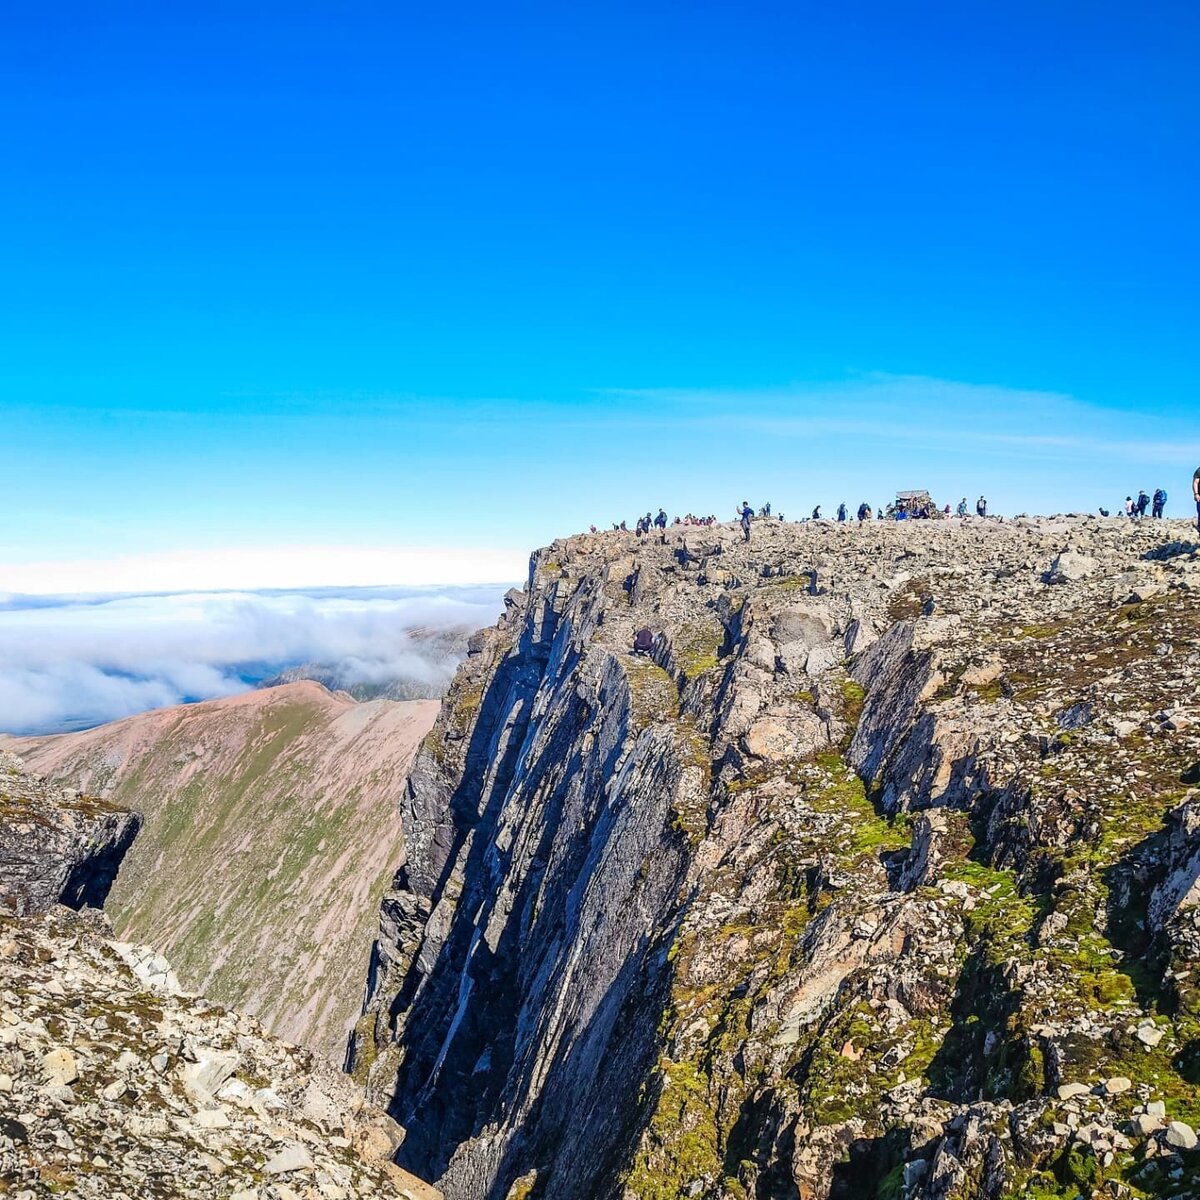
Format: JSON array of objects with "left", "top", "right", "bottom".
[{"left": 258, "top": 624, "right": 474, "bottom": 701}]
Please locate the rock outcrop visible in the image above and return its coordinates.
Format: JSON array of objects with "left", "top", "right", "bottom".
[
  {"left": 0, "top": 751, "right": 140, "bottom": 917},
  {"left": 0, "top": 904, "right": 440, "bottom": 1200},
  {"left": 3, "top": 682, "right": 438, "bottom": 1060},
  {"left": 350, "top": 516, "right": 1200, "bottom": 1199}
]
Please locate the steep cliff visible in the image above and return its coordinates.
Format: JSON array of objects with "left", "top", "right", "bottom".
[
  {"left": 352, "top": 517, "right": 1200, "bottom": 1200},
  {"left": 0, "top": 750, "right": 140, "bottom": 916},
  {"left": 4, "top": 683, "right": 438, "bottom": 1059}
]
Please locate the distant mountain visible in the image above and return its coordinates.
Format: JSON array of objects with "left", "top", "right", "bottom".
[
  {"left": 2, "top": 681, "right": 437, "bottom": 1061},
  {"left": 257, "top": 624, "right": 473, "bottom": 701}
]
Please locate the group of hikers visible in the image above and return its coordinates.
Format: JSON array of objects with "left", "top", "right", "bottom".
[
  {"left": 1112, "top": 488, "right": 1170, "bottom": 520},
  {"left": 604, "top": 472, "right": 1200, "bottom": 547},
  {"left": 592, "top": 511, "right": 721, "bottom": 535}
]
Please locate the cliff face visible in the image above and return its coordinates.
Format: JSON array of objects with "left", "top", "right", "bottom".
[
  {"left": 4, "top": 683, "right": 438, "bottom": 1060},
  {"left": 352, "top": 517, "right": 1200, "bottom": 1200},
  {"left": 0, "top": 750, "right": 140, "bottom": 916}
]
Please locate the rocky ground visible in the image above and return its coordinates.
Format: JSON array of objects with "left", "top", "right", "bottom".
[
  {"left": 4, "top": 682, "right": 438, "bottom": 1060},
  {"left": 0, "top": 904, "right": 440, "bottom": 1200},
  {"left": 349, "top": 515, "right": 1200, "bottom": 1200}
]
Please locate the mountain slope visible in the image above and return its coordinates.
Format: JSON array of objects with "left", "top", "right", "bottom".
[
  {"left": 4, "top": 681, "right": 437, "bottom": 1060},
  {"left": 351, "top": 518, "right": 1200, "bottom": 1200}
]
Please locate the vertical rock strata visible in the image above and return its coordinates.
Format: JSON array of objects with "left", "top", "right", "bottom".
[{"left": 351, "top": 518, "right": 1200, "bottom": 1199}]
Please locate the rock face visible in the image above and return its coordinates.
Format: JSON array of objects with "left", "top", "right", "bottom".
[
  {"left": 3, "top": 682, "right": 438, "bottom": 1060},
  {"left": 0, "top": 904, "right": 440, "bottom": 1200},
  {"left": 0, "top": 751, "right": 140, "bottom": 917},
  {"left": 350, "top": 516, "right": 1200, "bottom": 1200}
]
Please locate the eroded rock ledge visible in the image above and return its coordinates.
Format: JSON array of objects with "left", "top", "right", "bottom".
[
  {"left": 352, "top": 516, "right": 1200, "bottom": 1200},
  {"left": 0, "top": 751, "right": 140, "bottom": 917}
]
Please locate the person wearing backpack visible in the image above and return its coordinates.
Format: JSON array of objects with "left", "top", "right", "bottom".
[
  {"left": 1136, "top": 490, "right": 1150, "bottom": 519},
  {"left": 740, "top": 502, "right": 753, "bottom": 543},
  {"left": 1152, "top": 488, "right": 1167, "bottom": 519},
  {"left": 1193, "top": 466, "right": 1200, "bottom": 534}
]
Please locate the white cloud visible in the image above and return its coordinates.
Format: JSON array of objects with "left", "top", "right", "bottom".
[{"left": 0, "top": 584, "right": 511, "bottom": 735}]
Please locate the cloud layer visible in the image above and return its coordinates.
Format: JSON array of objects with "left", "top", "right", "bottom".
[{"left": 0, "top": 584, "right": 509, "bottom": 735}]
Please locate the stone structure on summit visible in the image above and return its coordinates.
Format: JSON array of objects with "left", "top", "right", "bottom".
[{"left": 351, "top": 515, "right": 1200, "bottom": 1199}]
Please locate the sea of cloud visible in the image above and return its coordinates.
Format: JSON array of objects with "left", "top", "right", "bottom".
[{"left": 0, "top": 584, "right": 509, "bottom": 735}]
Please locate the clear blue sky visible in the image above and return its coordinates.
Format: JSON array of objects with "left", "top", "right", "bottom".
[{"left": 3, "top": 1, "right": 1198, "bottom": 583}]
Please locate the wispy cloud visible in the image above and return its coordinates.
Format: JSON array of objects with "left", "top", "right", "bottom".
[
  {"left": 598, "top": 375, "right": 1200, "bottom": 464},
  {"left": 0, "top": 585, "right": 509, "bottom": 735}
]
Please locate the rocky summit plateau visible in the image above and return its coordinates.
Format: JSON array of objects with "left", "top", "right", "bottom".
[{"left": 346, "top": 514, "right": 1200, "bottom": 1200}]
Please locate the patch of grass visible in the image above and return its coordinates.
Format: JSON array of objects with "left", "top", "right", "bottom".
[
  {"left": 625, "top": 658, "right": 681, "bottom": 728},
  {"left": 673, "top": 620, "right": 725, "bottom": 679}
]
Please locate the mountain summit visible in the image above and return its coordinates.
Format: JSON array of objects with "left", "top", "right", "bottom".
[{"left": 351, "top": 516, "right": 1200, "bottom": 1200}]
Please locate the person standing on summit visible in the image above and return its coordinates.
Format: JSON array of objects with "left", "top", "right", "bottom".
[
  {"left": 740, "top": 502, "right": 753, "bottom": 543},
  {"left": 1193, "top": 465, "right": 1200, "bottom": 534}
]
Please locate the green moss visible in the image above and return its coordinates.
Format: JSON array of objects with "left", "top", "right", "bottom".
[
  {"left": 806, "top": 751, "right": 911, "bottom": 858},
  {"left": 625, "top": 658, "right": 680, "bottom": 728},
  {"left": 673, "top": 620, "right": 725, "bottom": 679},
  {"left": 840, "top": 678, "right": 865, "bottom": 730},
  {"left": 1019, "top": 623, "right": 1065, "bottom": 640},
  {"left": 623, "top": 1058, "right": 723, "bottom": 1200},
  {"left": 965, "top": 679, "right": 1004, "bottom": 703}
]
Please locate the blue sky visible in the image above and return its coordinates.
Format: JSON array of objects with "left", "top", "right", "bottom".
[{"left": 3, "top": 1, "right": 1198, "bottom": 588}]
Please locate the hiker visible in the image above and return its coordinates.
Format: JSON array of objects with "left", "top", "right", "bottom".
[
  {"left": 1136, "top": 491, "right": 1150, "bottom": 519},
  {"left": 740, "top": 502, "right": 753, "bottom": 543},
  {"left": 957, "top": 497, "right": 968, "bottom": 517},
  {"left": 654, "top": 508, "right": 667, "bottom": 530},
  {"left": 837, "top": 503, "right": 847, "bottom": 523},
  {"left": 763, "top": 501, "right": 772, "bottom": 517},
  {"left": 1124, "top": 496, "right": 1135, "bottom": 519},
  {"left": 1098, "top": 507, "right": 1110, "bottom": 517},
  {"left": 857, "top": 503, "right": 870, "bottom": 522},
  {"left": 976, "top": 496, "right": 987, "bottom": 517},
  {"left": 1152, "top": 488, "right": 1167, "bottom": 519},
  {"left": 811, "top": 505, "right": 822, "bottom": 520},
  {"left": 1194, "top": 465, "right": 1200, "bottom": 533},
  {"left": 632, "top": 627, "right": 654, "bottom": 656}
]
